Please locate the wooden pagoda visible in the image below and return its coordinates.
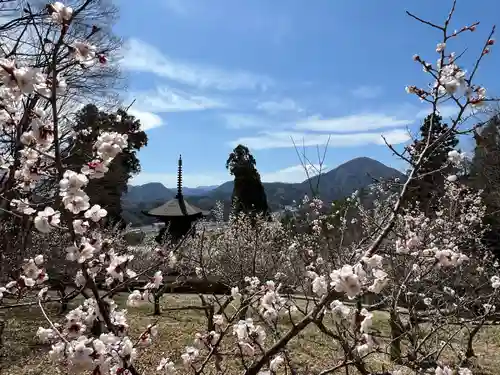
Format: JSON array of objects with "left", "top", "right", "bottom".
[{"left": 143, "top": 155, "right": 207, "bottom": 243}]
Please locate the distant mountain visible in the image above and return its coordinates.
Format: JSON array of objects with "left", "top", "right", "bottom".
[
  {"left": 122, "top": 157, "right": 405, "bottom": 226},
  {"left": 124, "top": 183, "right": 174, "bottom": 205},
  {"left": 300, "top": 157, "right": 405, "bottom": 200},
  {"left": 178, "top": 185, "right": 218, "bottom": 196}
]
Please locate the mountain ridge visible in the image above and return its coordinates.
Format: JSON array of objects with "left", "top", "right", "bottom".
[{"left": 122, "top": 157, "right": 405, "bottom": 226}]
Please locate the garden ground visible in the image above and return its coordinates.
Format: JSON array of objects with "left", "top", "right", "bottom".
[{"left": 1, "top": 294, "right": 500, "bottom": 375}]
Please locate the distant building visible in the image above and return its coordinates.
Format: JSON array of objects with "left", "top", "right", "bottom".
[{"left": 142, "top": 156, "right": 208, "bottom": 243}]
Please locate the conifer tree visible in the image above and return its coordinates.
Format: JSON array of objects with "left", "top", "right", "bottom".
[
  {"left": 405, "top": 113, "right": 458, "bottom": 214},
  {"left": 226, "top": 145, "right": 269, "bottom": 218},
  {"left": 470, "top": 114, "right": 500, "bottom": 257}
]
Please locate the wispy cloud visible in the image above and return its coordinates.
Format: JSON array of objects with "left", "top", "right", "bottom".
[
  {"left": 130, "top": 86, "right": 224, "bottom": 113},
  {"left": 122, "top": 39, "right": 274, "bottom": 91},
  {"left": 262, "top": 164, "right": 325, "bottom": 183},
  {"left": 415, "top": 104, "right": 472, "bottom": 120},
  {"left": 162, "top": 0, "right": 191, "bottom": 15},
  {"left": 230, "top": 129, "right": 410, "bottom": 150},
  {"left": 221, "top": 113, "right": 275, "bottom": 129},
  {"left": 257, "top": 98, "right": 304, "bottom": 114},
  {"left": 128, "top": 109, "right": 164, "bottom": 131},
  {"left": 350, "top": 85, "right": 384, "bottom": 99},
  {"left": 295, "top": 113, "right": 412, "bottom": 133}
]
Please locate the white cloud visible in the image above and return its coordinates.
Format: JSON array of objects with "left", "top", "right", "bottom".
[
  {"left": 261, "top": 164, "right": 325, "bottom": 183},
  {"left": 295, "top": 113, "right": 412, "bottom": 133},
  {"left": 162, "top": 0, "right": 191, "bottom": 15},
  {"left": 130, "top": 86, "right": 224, "bottom": 113},
  {"left": 230, "top": 129, "right": 410, "bottom": 150},
  {"left": 350, "top": 86, "right": 384, "bottom": 99},
  {"left": 415, "top": 104, "right": 468, "bottom": 120},
  {"left": 122, "top": 39, "right": 273, "bottom": 91},
  {"left": 221, "top": 113, "right": 273, "bottom": 129},
  {"left": 257, "top": 98, "right": 303, "bottom": 114},
  {"left": 128, "top": 109, "right": 164, "bottom": 131}
]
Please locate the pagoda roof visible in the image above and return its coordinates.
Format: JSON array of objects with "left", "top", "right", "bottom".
[
  {"left": 142, "top": 155, "right": 209, "bottom": 218},
  {"left": 143, "top": 196, "right": 208, "bottom": 218}
]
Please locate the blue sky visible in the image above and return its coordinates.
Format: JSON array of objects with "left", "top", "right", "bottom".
[{"left": 114, "top": 0, "right": 499, "bottom": 188}]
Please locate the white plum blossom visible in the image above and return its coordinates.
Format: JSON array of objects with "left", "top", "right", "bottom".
[
  {"left": 269, "top": 355, "right": 284, "bottom": 371},
  {"left": 84, "top": 204, "right": 107, "bottom": 222},
  {"left": 330, "top": 300, "right": 351, "bottom": 322},
  {"left": 71, "top": 41, "right": 97, "bottom": 65},
  {"left": 312, "top": 275, "right": 328, "bottom": 297},
  {"left": 127, "top": 290, "right": 146, "bottom": 307},
  {"left": 75, "top": 270, "right": 87, "bottom": 287},
  {"left": 94, "top": 132, "right": 128, "bottom": 162},
  {"left": 157, "top": 358, "right": 176, "bottom": 374},
  {"left": 330, "top": 265, "right": 362, "bottom": 299},
  {"left": 10, "top": 198, "right": 36, "bottom": 215},
  {"left": 448, "top": 150, "right": 466, "bottom": 165},
  {"left": 356, "top": 334, "right": 374, "bottom": 357},
  {"left": 60, "top": 170, "right": 88, "bottom": 192},
  {"left": 368, "top": 269, "right": 388, "bottom": 294},
  {"left": 73, "top": 219, "right": 90, "bottom": 234},
  {"left": 361, "top": 254, "right": 383, "bottom": 269},
  {"left": 491, "top": 276, "right": 500, "bottom": 289},
  {"left": 359, "top": 309, "right": 373, "bottom": 333},
  {"left": 435, "top": 366, "right": 454, "bottom": 375},
  {"left": 34, "top": 207, "right": 61, "bottom": 233},
  {"left": 49, "top": 1, "right": 73, "bottom": 23},
  {"left": 81, "top": 160, "right": 109, "bottom": 179},
  {"left": 37, "top": 327, "right": 56, "bottom": 343},
  {"left": 66, "top": 239, "right": 95, "bottom": 263},
  {"left": 436, "top": 42, "right": 446, "bottom": 52},
  {"left": 233, "top": 318, "right": 266, "bottom": 347},
  {"left": 152, "top": 271, "right": 163, "bottom": 288},
  {"left": 181, "top": 346, "right": 199, "bottom": 366}
]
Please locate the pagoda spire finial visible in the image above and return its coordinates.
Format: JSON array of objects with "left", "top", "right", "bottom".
[{"left": 176, "top": 154, "right": 183, "bottom": 198}]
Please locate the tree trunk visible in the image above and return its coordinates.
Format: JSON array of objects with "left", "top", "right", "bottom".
[
  {"left": 154, "top": 293, "right": 161, "bottom": 315},
  {"left": 0, "top": 319, "right": 5, "bottom": 349},
  {"left": 389, "top": 310, "right": 403, "bottom": 363},
  {"left": 465, "top": 324, "right": 481, "bottom": 359}
]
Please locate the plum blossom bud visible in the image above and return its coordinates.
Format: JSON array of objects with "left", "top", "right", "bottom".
[
  {"left": 231, "top": 286, "right": 241, "bottom": 298},
  {"left": 436, "top": 42, "right": 446, "bottom": 53},
  {"left": 34, "top": 255, "right": 44, "bottom": 266}
]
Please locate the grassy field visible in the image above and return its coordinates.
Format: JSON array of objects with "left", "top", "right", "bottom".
[{"left": 1, "top": 294, "right": 500, "bottom": 374}]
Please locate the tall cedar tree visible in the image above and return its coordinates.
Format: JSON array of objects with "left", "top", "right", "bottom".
[
  {"left": 405, "top": 113, "right": 458, "bottom": 214},
  {"left": 66, "top": 105, "right": 147, "bottom": 226},
  {"left": 470, "top": 114, "right": 500, "bottom": 258},
  {"left": 226, "top": 145, "right": 269, "bottom": 218}
]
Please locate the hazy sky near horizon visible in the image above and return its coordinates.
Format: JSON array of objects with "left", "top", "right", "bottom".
[{"left": 113, "top": 0, "right": 500, "bottom": 187}]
